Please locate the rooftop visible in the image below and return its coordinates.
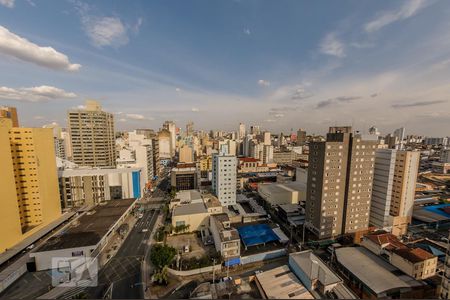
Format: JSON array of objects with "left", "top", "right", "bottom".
[
  {"left": 255, "top": 265, "right": 314, "bottom": 299},
  {"left": 172, "top": 202, "right": 207, "bottom": 216},
  {"left": 335, "top": 247, "right": 416, "bottom": 295},
  {"left": 364, "top": 232, "right": 407, "bottom": 250},
  {"left": 289, "top": 250, "right": 341, "bottom": 287},
  {"left": 36, "top": 199, "right": 135, "bottom": 252},
  {"left": 393, "top": 247, "right": 435, "bottom": 263},
  {"left": 258, "top": 181, "right": 306, "bottom": 193},
  {"left": 59, "top": 167, "right": 141, "bottom": 176},
  {"left": 239, "top": 157, "right": 260, "bottom": 163}
]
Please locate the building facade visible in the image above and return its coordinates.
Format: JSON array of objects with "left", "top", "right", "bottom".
[
  {"left": 305, "top": 126, "right": 378, "bottom": 239},
  {"left": 369, "top": 149, "right": 420, "bottom": 236},
  {"left": 0, "top": 120, "right": 61, "bottom": 254},
  {"left": 68, "top": 100, "right": 116, "bottom": 167},
  {"left": 212, "top": 154, "right": 237, "bottom": 206}
]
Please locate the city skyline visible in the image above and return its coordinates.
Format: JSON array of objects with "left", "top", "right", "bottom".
[{"left": 1, "top": 0, "right": 450, "bottom": 135}]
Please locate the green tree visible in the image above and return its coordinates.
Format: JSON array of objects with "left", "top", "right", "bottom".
[{"left": 150, "top": 244, "right": 176, "bottom": 270}]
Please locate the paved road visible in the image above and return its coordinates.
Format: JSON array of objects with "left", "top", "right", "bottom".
[{"left": 84, "top": 208, "right": 160, "bottom": 299}]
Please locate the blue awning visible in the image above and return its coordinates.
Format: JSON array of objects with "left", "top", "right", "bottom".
[{"left": 225, "top": 257, "right": 240, "bottom": 267}]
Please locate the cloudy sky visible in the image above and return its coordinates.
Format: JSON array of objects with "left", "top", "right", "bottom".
[{"left": 0, "top": 0, "right": 450, "bottom": 136}]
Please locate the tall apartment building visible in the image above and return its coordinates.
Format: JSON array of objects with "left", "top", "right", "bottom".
[
  {"left": 68, "top": 100, "right": 116, "bottom": 167},
  {"left": 305, "top": 126, "right": 378, "bottom": 239},
  {"left": 212, "top": 154, "right": 237, "bottom": 206},
  {"left": 0, "top": 106, "right": 19, "bottom": 127},
  {"left": 163, "top": 121, "right": 176, "bottom": 157},
  {"left": 297, "top": 129, "right": 306, "bottom": 146},
  {"left": 239, "top": 123, "right": 246, "bottom": 140},
  {"left": 369, "top": 149, "right": 419, "bottom": 236},
  {"left": 179, "top": 144, "right": 194, "bottom": 163},
  {"left": 186, "top": 121, "right": 194, "bottom": 137},
  {"left": 158, "top": 128, "right": 171, "bottom": 159},
  {"left": 0, "top": 119, "right": 61, "bottom": 254}
]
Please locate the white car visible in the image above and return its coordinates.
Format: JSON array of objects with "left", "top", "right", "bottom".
[{"left": 141, "top": 229, "right": 148, "bottom": 233}]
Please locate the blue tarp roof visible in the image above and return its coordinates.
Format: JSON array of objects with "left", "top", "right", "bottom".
[{"left": 237, "top": 224, "right": 279, "bottom": 247}]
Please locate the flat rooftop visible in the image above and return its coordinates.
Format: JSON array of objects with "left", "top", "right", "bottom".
[
  {"left": 259, "top": 181, "right": 306, "bottom": 193},
  {"left": 37, "top": 199, "right": 135, "bottom": 252},
  {"left": 173, "top": 202, "right": 207, "bottom": 216},
  {"left": 59, "top": 167, "right": 141, "bottom": 176},
  {"left": 255, "top": 265, "right": 314, "bottom": 299},
  {"left": 335, "top": 247, "right": 417, "bottom": 295},
  {"left": 290, "top": 250, "right": 341, "bottom": 287}
]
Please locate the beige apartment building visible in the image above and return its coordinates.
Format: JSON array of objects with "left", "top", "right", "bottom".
[
  {"left": 179, "top": 144, "right": 194, "bottom": 163},
  {"left": 0, "top": 119, "right": 61, "bottom": 254},
  {"left": 0, "top": 106, "right": 19, "bottom": 127},
  {"left": 68, "top": 100, "right": 116, "bottom": 167},
  {"left": 369, "top": 149, "right": 420, "bottom": 236},
  {"left": 305, "top": 126, "right": 378, "bottom": 239}
]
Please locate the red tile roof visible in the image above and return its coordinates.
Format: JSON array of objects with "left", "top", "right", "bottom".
[
  {"left": 239, "top": 157, "right": 260, "bottom": 163},
  {"left": 393, "top": 248, "right": 435, "bottom": 263},
  {"left": 365, "top": 233, "right": 407, "bottom": 250}
]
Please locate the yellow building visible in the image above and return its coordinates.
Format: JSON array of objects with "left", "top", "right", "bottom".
[
  {"left": 0, "top": 119, "right": 61, "bottom": 254},
  {"left": 199, "top": 155, "right": 212, "bottom": 172},
  {"left": 0, "top": 106, "right": 19, "bottom": 127}
]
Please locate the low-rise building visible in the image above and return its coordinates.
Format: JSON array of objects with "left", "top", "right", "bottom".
[
  {"left": 209, "top": 213, "right": 240, "bottom": 265},
  {"left": 335, "top": 247, "right": 426, "bottom": 299},
  {"left": 289, "top": 250, "right": 357, "bottom": 299},
  {"left": 170, "top": 191, "right": 223, "bottom": 233},
  {"left": 30, "top": 199, "right": 135, "bottom": 271},
  {"left": 361, "top": 232, "right": 437, "bottom": 280},
  {"left": 255, "top": 265, "right": 314, "bottom": 299},
  {"left": 59, "top": 167, "right": 142, "bottom": 208},
  {"left": 258, "top": 181, "right": 306, "bottom": 206}
]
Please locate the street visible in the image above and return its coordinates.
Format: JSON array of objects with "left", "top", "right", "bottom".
[{"left": 84, "top": 208, "right": 160, "bottom": 299}]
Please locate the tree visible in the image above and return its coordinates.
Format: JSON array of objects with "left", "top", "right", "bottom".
[
  {"left": 152, "top": 266, "right": 169, "bottom": 285},
  {"left": 169, "top": 187, "right": 177, "bottom": 199},
  {"left": 150, "top": 244, "right": 176, "bottom": 271}
]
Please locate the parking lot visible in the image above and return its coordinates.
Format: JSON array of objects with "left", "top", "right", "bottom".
[{"left": 166, "top": 233, "right": 215, "bottom": 259}]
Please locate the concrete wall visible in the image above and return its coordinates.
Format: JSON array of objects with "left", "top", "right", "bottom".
[
  {"left": 167, "top": 264, "right": 222, "bottom": 276},
  {"left": 240, "top": 248, "right": 287, "bottom": 265},
  {"left": 171, "top": 212, "right": 210, "bottom": 232}
]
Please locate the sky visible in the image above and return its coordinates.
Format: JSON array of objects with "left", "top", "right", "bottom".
[{"left": 0, "top": 0, "right": 450, "bottom": 136}]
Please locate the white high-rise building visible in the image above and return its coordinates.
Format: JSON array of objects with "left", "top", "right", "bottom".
[
  {"left": 212, "top": 154, "right": 237, "bottom": 206},
  {"left": 239, "top": 123, "right": 246, "bottom": 140},
  {"left": 369, "top": 149, "right": 419, "bottom": 236},
  {"left": 393, "top": 127, "right": 406, "bottom": 150},
  {"left": 263, "top": 145, "right": 274, "bottom": 164},
  {"left": 263, "top": 131, "right": 271, "bottom": 146}
]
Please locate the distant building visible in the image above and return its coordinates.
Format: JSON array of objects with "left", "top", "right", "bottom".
[
  {"left": 297, "top": 129, "right": 306, "bottom": 146},
  {"left": 171, "top": 163, "right": 199, "bottom": 190},
  {"left": 163, "top": 121, "right": 176, "bottom": 157},
  {"left": 0, "top": 106, "right": 19, "bottom": 127},
  {"left": 68, "top": 100, "right": 116, "bottom": 167},
  {"left": 369, "top": 149, "right": 420, "bottom": 236},
  {"left": 158, "top": 128, "right": 171, "bottom": 159},
  {"left": 179, "top": 144, "right": 194, "bottom": 163},
  {"left": 212, "top": 154, "right": 237, "bottom": 206},
  {"left": 306, "top": 126, "right": 378, "bottom": 239},
  {"left": 239, "top": 123, "right": 246, "bottom": 140}
]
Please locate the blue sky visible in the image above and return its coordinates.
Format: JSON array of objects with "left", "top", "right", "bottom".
[{"left": 0, "top": 0, "right": 450, "bottom": 136}]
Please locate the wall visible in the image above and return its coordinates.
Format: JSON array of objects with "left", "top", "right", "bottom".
[
  {"left": 31, "top": 245, "right": 97, "bottom": 271},
  {"left": 240, "top": 248, "right": 287, "bottom": 265},
  {"left": 167, "top": 264, "right": 221, "bottom": 276}
]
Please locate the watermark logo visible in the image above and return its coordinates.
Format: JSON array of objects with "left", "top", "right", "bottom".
[{"left": 51, "top": 257, "right": 98, "bottom": 287}]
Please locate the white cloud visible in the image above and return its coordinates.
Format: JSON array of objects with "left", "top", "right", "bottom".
[
  {"left": 243, "top": 28, "right": 251, "bottom": 35},
  {"left": 83, "top": 16, "right": 129, "bottom": 48},
  {"left": 0, "top": 85, "right": 77, "bottom": 102},
  {"left": 319, "top": 33, "right": 345, "bottom": 58},
  {"left": 124, "top": 113, "right": 154, "bottom": 121},
  {"left": 258, "top": 79, "right": 270, "bottom": 87},
  {"left": 191, "top": 107, "right": 200, "bottom": 112},
  {"left": 33, "top": 115, "right": 45, "bottom": 120},
  {"left": 131, "top": 17, "right": 143, "bottom": 34},
  {"left": 0, "top": 26, "right": 81, "bottom": 71},
  {"left": 364, "top": 0, "right": 429, "bottom": 33},
  {"left": 125, "top": 113, "right": 145, "bottom": 120},
  {"left": 118, "top": 118, "right": 127, "bottom": 122},
  {"left": 0, "top": 0, "right": 14, "bottom": 8},
  {"left": 175, "top": 87, "right": 181, "bottom": 92}
]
